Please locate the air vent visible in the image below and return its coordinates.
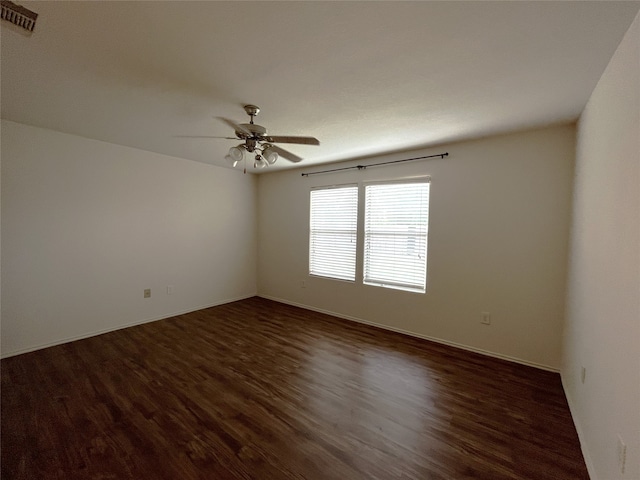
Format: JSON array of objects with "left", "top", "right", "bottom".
[{"left": 1, "top": 0, "right": 37, "bottom": 32}]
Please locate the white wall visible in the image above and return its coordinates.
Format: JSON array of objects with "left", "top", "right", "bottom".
[
  {"left": 562, "top": 11, "right": 640, "bottom": 480},
  {"left": 258, "top": 125, "right": 575, "bottom": 370},
  {"left": 1, "top": 120, "right": 257, "bottom": 357}
]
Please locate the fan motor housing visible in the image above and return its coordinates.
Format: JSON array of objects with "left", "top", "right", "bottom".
[{"left": 237, "top": 123, "right": 266, "bottom": 139}]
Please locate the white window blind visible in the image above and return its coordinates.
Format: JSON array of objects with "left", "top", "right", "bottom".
[
  {"left": 309, "top": 185, "right": 358, "bottom": 281},
  {"left": 364, "top": 180, "right": 430, "bottom": 293}
]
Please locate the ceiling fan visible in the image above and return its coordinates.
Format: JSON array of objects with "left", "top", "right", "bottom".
[{"left": 215, "top": 105, "right": 320, "bottom": 172}]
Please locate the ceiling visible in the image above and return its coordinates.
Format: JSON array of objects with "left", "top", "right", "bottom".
[{"left": 2, "top": 1, "right": 639, "bottom": 173}]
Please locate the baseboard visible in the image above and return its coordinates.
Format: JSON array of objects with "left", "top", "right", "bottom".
[
  {"left": 0, "top": 293, "right": 256, "bottom": 359},
  {"left": 258, "top": 294, "right": 560, "bottom": 373},
  {"left": 561, "top": 374, "right": 596, "bottom": 479}
]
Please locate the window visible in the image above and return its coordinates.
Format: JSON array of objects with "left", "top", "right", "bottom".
[
  {"left": 309, "top": 185, "right": 358, "bottom": 281},
  {"left": 364, "top": 180, "right": 430, "bottom": 293},
  {"left": 308, "top": 178, "right": 430, "bottom": 293}
]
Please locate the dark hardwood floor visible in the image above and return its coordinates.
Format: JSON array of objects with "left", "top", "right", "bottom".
[{"left": 1, "top": 297, "right": 588, "bottom": 480}]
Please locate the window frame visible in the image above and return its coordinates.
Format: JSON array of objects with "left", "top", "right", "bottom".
[
  {"left": 362, "top": 178, "right": 431, "bottom": 294},
  {"left": 308, "top": 176, "right": 430, "bottom": 294},
  {"left": 308, "top": 184, "right": 359, "bottom": 282}
]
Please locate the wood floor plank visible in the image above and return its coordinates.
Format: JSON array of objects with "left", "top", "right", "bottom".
[{"left": 1, "top": 297, "right": 588, "bottom": 479}]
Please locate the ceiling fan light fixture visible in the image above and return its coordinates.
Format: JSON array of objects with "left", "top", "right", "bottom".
[
  {"left": 262, "top": 145, "right": 279, "bottom": 165},
  {"left": 225, "top": 145, "right": 245, "bottom": 168},
  {"left": 224, "top": 154, "right": 240, "bottom": 168},
  {"left": 228, "top": 145, "right": 245, "bottom": 161},
  {"left": 215, "top": 106, "right": 320, "bottom": 171},
  {"left": 254, "top": 155, "right": 267, "bottom": 169}
]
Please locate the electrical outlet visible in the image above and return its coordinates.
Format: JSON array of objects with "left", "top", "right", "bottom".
[
  {"left": 144, "top": 288, "right": 151, "bottom": 298},
  {"left": 617, "top": 434, "right": 626, "bottom": 474},
  {"left": 481, "top": 312, "right": 491, "bottom": 325},
  {"left": 167, "top": 285, "right": 174, "bottom": 295},
  {"left": 580, "top": 366, "right": 586, "bottom": 384},
  {"left": 301, "top": 280, "right": 306, "bottom": 288}
]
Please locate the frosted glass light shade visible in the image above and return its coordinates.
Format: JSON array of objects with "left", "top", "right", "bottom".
[
  {"left": 228, "top": 146, "right": 244, "bottom": 161},
  {"left": 225, "top": 145, "right": 245, "bottom": 168},
  {"left": 224, "top": 154, "right": 240, "bottom": 168},
  {"left": 262, "top": 146, "right": 279, "bottom": 165}
]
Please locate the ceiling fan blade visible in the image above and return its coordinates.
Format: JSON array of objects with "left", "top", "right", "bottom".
[
  {"left": 266, "top": 135, "right": 320, "bottom": 146},
  {"left": 270, "top": 145, "right": 303, "bottom": 163},
  {"left": 217, "top": 117, "right": 251, "bottom": 136},
  {"left": 175, "top": 135, "right": 237, "bottom": 139}
]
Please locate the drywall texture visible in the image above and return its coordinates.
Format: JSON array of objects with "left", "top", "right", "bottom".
[
  {"left": 258, "top": 125, "right": 575, "bottom": 370},
  {"left": 1, "top": 121, "right": 257, "bottom": 357},
  {"left": 563, "top": 12, "right": 640, "bottom": 480}
]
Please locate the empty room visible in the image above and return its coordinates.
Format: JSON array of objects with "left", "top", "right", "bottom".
[{"left": 1, "top": 2, "right": 639, "bottom": 479}]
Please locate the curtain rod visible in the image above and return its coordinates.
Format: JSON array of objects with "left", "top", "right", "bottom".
[{"left": 301, "top": 152, "right": 448, "bottom": 177}]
